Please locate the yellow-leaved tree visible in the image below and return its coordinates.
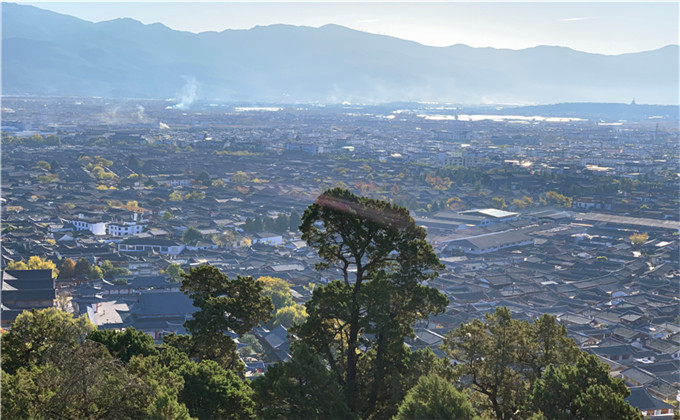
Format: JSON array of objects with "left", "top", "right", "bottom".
[{"left": 7, "top": 256, "right": 59, "bottom": 279}]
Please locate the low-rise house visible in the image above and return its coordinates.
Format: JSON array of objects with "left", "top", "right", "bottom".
[
  {"left": 107, "top": 221, "right": 146, "bottom": 237},
  {"left": 626, "top": 387, "right": 675, "bottom": 418},
  {"left": 445, "top": 231, "right": 534, "bottom": 255},
  {"left": 1, "top": 269, "right": 56, "bottom": 327},
  {"left": 253, "top": 232, "right": 283, "bottom": 246},
  {"left": 118, "top": 238, "right": 185, "bottom": 255}
]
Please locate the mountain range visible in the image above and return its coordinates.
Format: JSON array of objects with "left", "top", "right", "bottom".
[{"left": 2, "top": 3, "right": 678, "bottom": 105}]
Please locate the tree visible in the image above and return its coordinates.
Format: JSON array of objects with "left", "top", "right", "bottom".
[
  {"left": 273, "top": 304, "right": 308, "bottom": 329},
  {"left": 165, "top": 263, "right": 186, "bottom": 282},
  {"left": 274, "top": 214, "right": 289, "bottom": 233},
  {"left": 211, "top": 178, "right": 226, "bottom": 187},
  {"left": 100, "top": 260, "right": 130, "bottom": 280},
  {"left": 196, "top": 171, "right": 211, "bottom": 186},
  {"left": 182, "top": 227, "right": 203, "bottom": 245},
  {"left": 180, "top": 359, "right": 256, "bottom": 419},
  {"left": 184, "top": 191, "right": 205, "bottom": 201},
  {"left": 395, "top": 374, "right": 478, "bottom": 420},
  {"left": 166, "top": 265, "right": 273, "bottom": 374},
  {"left": 531, "top": 353, "right": 642, "bottom": 420},
  {"left": 182, "top": 266, "right": 272, "bottom": 337},
  {"left": 442, "top": 308, "right": 580, "bottom": 420},
  {"left": 252, "top": 216, "right": 264, "bottom": 232},
  {"left": 629, "top": 232, "right": 649, "bottom": 246},
  {"left": 89, "top": 265, "right": 103, "bottom": 280},
  {"left": 239, "top": 333, "right": 263, "bottom": 355},
  {"left": 293, "top": 188, "right": 447, "bottom": 416},
  {"left": 258, "top": 276, "right": 294, "bottom": 311},
  {"left": 252, "top": 344, "right": 355, "bottom": 420},
  {"left": 7, "top": 256, "right": 59, "bottom": 279},
  {"left": 88, "top": 328, "right": 158, "bottom": 363},
  {"left": 169, "top": 190, "right": 184, "bottom": 201},
  {"left": 545, "top": 191, "right": 573, "bottom": 208},
  {"left": 36, "top": 161, "right": 51, "bottom": 170},
  {"left": 233, "top": 171, "right": 250, "bottom": 184},
  {"left": 2, "top": 340, "right": 152, "bottom": 419},
  {"left": 289, "top": 209, "right": 301, "bottom": 231},
  {"left": 73, "top": 257, "right": 92, "bottom": 279},
  {"left": 127, "top": 154, "right": 141, "bottom": 169},
  {"left": 1, "top": 308, "right": 96, "bottom": 374},
  {"left": 491, "top": 196, "right": 507, "bottom": 210},
  {"left": 161, "top": 210, "right": 174, "bottom": 221},
  {"left": 147, "top": 393, "right": 193, "bottom": 420}
]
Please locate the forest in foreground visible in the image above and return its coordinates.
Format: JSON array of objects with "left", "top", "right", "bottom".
[{"left": 1, "top": 189, "right": 643, "bottom": 419}]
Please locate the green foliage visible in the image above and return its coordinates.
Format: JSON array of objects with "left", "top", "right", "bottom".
[
  {"left": 491, "top": 196, "right": 507, "bottom": 210},
  {"left": 545, "top": 191, "right": 573, "bottom": 207},
  {"left": 531, "top": 353, "right": 641, "bottom": 419},
  {"left": 165, "top": 263, "right": 186, "bottom": 282},
  {"left": 88, "top": 327, "right": 159, "bottom": 363},
  {"left": 273, "top": 304, "right": 308, "bottom": 329},
  {"left": 355, "top": 345, "right": 456, "bottom": 419},
  {"left": 147, "top": 393, "right": 194, "bottom": 420},
  {"left": 195, "top": 171, "right": 211, "bottom": 185},
  {"left": 2, "top": 340, "right": 151, "bottom": 419},
  {"left": 395, "top": 374, "right": 478, "bottom": 420},
  {"left": 161, "top": 210, "right": 174, "bottom": 221},
  {"left": 181, "top": 266, "right": 273, "bottom": 337},
  {"left": 239, "top": 333, "right": 263, "bottom": 355},
  {"left": 91, "top": 165, "right": 116, "bottom": 180},
  {"left": 166, "top": 265, "right": 273, "bottom": 374},
  {"left": 38, "top": 173, "right": 59, "bottom": 183},
  {"left": 211, "top": 178, "right": 226, "bottom": 187},
  {"left": 442, "top": 308, "right": 582, "bottom": 420},
  {"left": 253, "top": 344, "right": 355, "bottom": 420},
  {"left": 1, "top": 308, "right": 96, "bottom": 375},
  {"left": 181, "top": 227, "right": 203, "bottom": 245},
  {"left": 180, "top": 359, "right": 256, "bottom": 419},
  {"left": 184, "top": 190, "right": 205, "bottom": 201},
  {"left": 74, "top": 257, "right": 92, "bottom": 279},
  {"left": 100, "top": 260, "right": 130, "bottom": 280},
  {"left": 164, "top": 332, "right": 244, "bottom": 376},
  {"left": 89, "top": 265, "right": 103, "bottom": 280},
  {"left": 1, "top": 133, "right": 60, "bottom": 147},
  {"left": 169, "top": 190, "right": 184, "bottom": 201},
  {"left": 233, "top": 171, "right": 250, "bottom": 184},
  {"left": 258, "top": 276, "right": 294, "bottom": 311},
  {"left": 294, "top": 188, "right": 447, "bottom": 416}
]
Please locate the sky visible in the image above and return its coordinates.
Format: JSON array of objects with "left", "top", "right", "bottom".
[{"left": 20, "top": 1, "right": 680, "bottom": 55}]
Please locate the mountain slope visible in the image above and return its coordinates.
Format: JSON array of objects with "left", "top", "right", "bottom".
[{"left": 2, "top": 3, "right": 678, "bottom": 104}]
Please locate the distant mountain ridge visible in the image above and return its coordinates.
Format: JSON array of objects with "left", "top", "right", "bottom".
[{"left": 2, "top": 3, "right": 678, "bottom": 104}]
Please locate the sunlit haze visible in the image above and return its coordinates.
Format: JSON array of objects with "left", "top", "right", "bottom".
[{"left": 21, "top": 1, "right": 680, "bottom": 55}]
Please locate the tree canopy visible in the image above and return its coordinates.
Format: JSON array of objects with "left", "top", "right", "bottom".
[
  {"left": 293, "top": 188, "right": 448, "bottom": 417},
  {"left": 6, "top": 256, "right": 59, "bottom": 279},
  {"left": 442, "top": 307, "right": 639, "bottom": 420},
  {"left": 252, "top": 344, "right": 355, "bottom": 420},
  {"left": 395, "top": 374, "right": 478, "bottom": 420},
  {"left": 164, "top": 265, "right": 274, "bottom": 374}
]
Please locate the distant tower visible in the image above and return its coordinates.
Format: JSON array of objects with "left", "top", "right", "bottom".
[{"left": 655, "top": 122, "right": 659, "bottom": 141}]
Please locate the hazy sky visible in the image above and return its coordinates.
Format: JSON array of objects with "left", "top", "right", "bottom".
[{"left": 21, "top": 1, "right": 679, "bottom": 55}]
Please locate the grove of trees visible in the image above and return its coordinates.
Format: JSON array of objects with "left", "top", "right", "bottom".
[{"left": 1, "top": 189, "right": 642, "bottom": 420}]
